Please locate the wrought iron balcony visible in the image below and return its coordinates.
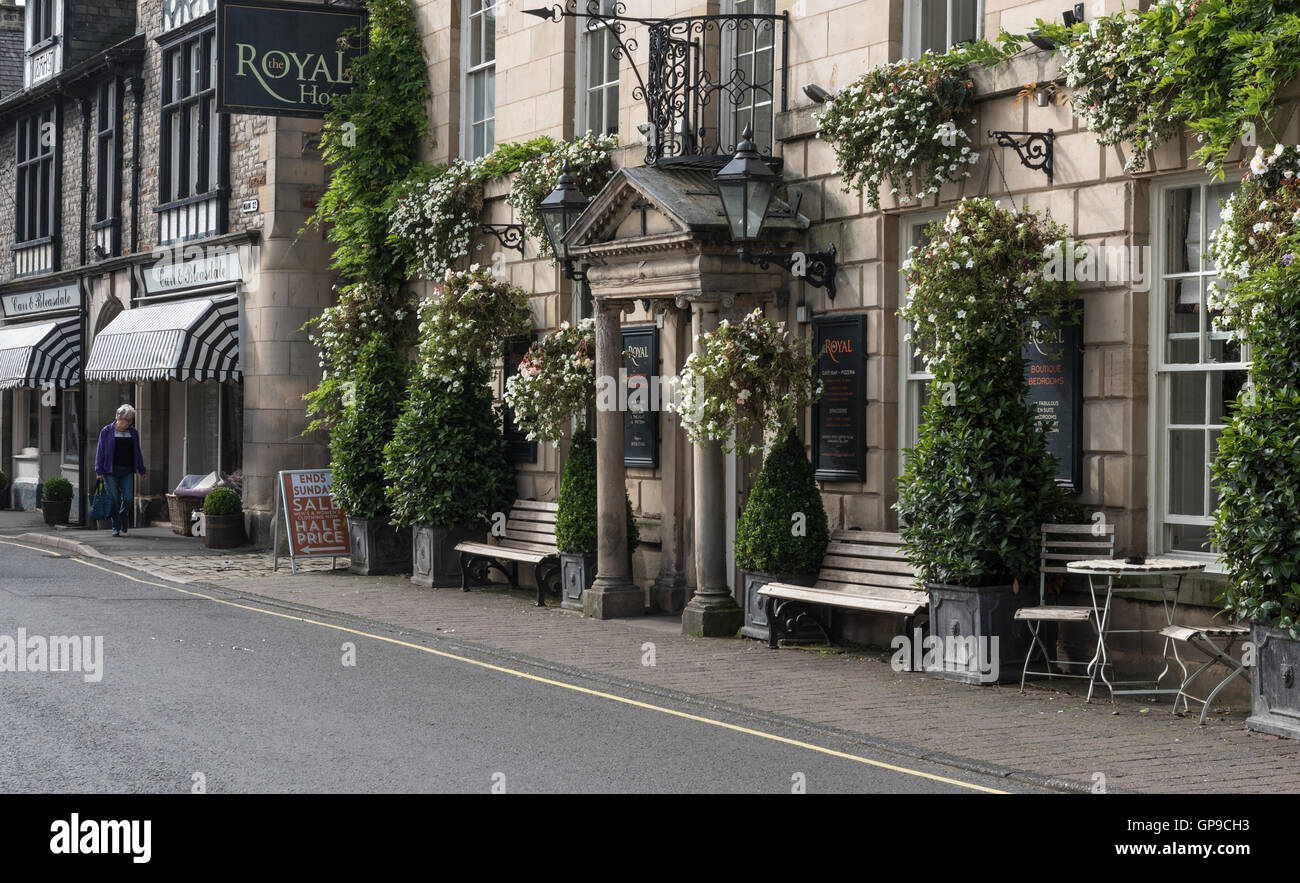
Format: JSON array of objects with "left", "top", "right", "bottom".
[{"left": 526, "top": 2, "right": 789, "bottom": 166}]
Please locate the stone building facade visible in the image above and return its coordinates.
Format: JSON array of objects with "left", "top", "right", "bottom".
[
  {"left": 412, "top": 0, "right": 1265, "bottom": 686},
  {"left": 0, "top": 0, "right": 335, "bottom": 544}
]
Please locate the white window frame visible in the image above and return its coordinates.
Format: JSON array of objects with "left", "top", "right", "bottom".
[
  {"left": 1148, "top": 172, "right": 1248, "bottom": 565},
  {"left": 902, "top": 0, "right": 983, "bottom": 59},
  {"left": 461, "top": 0, "right": 496, "bottom": 160},
  {"left": 898, "top": 210, "right": 946, "bottom": 470},
  {"left": 575, "top": 0, "right": 620, "bottom": 137},
  {"left": 720, "top": 0, "right": 777, "bottom": 155}
]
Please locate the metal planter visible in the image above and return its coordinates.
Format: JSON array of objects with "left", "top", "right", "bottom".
[
  {"left": 741, "top": 570, "right": 819, "bottom": 642},
  {"left": 411, "top": 525, "right": 471, "bottom": 587},
  {"left": 347, "top": 517, "right": 412, "bottom": 576},
  {"left": 925, "top": 581, "right": 1029, "bottom": 685},
  {"left": 1247, "top": 622, "right": 1300, "bottom": 740},
  {"left": 560, "top": 551, "right": 597, "bottom": 611}
]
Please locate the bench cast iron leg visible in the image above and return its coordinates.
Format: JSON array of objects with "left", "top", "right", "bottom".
[{"left": 766, "top": 596, "right": 779, "bottom": 649}]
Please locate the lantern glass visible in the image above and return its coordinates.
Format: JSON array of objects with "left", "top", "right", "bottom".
[{"left": 542, "top": 206, "right": 571, "bottom": 261}]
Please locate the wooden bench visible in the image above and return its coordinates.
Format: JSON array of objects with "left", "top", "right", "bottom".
[
  {"left": 454, "top": 500, "right": 560, "bottom": 607},
  {"left": 759, "top": 530, "right": 927, "bottom": 658}
]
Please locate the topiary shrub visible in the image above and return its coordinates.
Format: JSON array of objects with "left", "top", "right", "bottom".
[
  {"left": 331, "top": 334, "right": 408, "bottom": 519},
  {"left": 383, "top": 362, "right": 517, "bottom": 530},
  {"left": 735, "top": 429, "right": 829, "bottom": 576},
  {"left": 41, "top": 477, "right": 73, "bottom": 502},
  {"left": 554, "top": 427, "right": 639, "bottom": 556},
  {"left": 896, "top": 198, "right": 1073, "bottom": 587},
  {"left": 203, "top": 487, "right": 242, "bottom": 516}
]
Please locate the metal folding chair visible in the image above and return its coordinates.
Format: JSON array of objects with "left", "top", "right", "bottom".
[{"left": 1160, "top": 623, "right": 1251, "bottom": 724}]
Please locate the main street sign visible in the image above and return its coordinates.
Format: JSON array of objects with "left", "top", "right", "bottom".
[{"left": 216, "top": 0, "right": 365, "bottom": 118}]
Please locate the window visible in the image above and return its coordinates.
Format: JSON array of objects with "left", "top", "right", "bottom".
[
  {"left": 899, "top": 212, "right": 944, "bottom": 461},
  {"left": 578, "top": 0, "right": 619, "bottom": 136},
  {"left": 94, "top": 79, "right": 122, "bottom": 258},
  {"left": 903, "top": 0, "right": 980, "bottom": 58},
  {"left": 724, "top": 0, "right": 776, "bottom": 153},
  {"left": 1152, "top": 178, "right": 1246, "bottom": 556},
  {"left": 463, "top": 0, "right": 496, "bottom": 159},
  {"left": 25, "top": 0, "right": 62, "bottom": 87},
  {"left": 15, "top": 107, "right": 57, "bottom": 276},
  {"left": 28, "top": 0, "right": 57, "bottom": 45},
  {"left": 186, "top": 381, "right": 242, "bottom": 477},
  {"left": 158, "top": 28, "right": 225, "bottom": 243}
]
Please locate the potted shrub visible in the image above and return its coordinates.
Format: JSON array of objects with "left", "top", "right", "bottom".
[
  {"left": 503, "top": 319, "right": 638, "bottom": 608},
  {"left": 384, "top": 266, "right": 532, "bottom": 586},
  {"left": 735, "top": 429, "right": 830, "bottom": 641},
  {"left": 553, "top": 426, "right": 639, "bottom": 610},
  {"left": 1208, "top": 144, "right": 1300, "bottom": 739},
  {"left": 895, "top": 199, "right": 1073, "bottom": 684},
  {"left": 332, "top": 333, "right": 412, "bottom": 576},
  {"left": 40, "top": 477, "right": 74, "bottom": 526},
  {"left": 671, "top": 309, "right": 821, "bottom": 638},
  {"left": 202, "top": 487, "right": 246, "bottom": 550}
]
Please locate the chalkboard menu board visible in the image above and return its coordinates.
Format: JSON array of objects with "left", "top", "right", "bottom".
[
  {"left": 1023, "top": 302, "right": 1084, "bottom": 492},
  {"left": 812, "top": 314, "right": 866, "bottom": 482},
  {"left": 504, "top": 337, "right": 537, "bottom": 464},
  {"left": 622, "top": 326, "right": 658, "bottom": 468}
]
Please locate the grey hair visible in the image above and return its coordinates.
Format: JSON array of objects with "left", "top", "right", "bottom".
[{"left": 115, "top": 404, "right": 136, "bottom": 421}]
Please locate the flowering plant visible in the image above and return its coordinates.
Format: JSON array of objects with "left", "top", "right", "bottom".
[
  {"left": 388, "top": 160, "right": 487, "bottom": 281},
  {"left": 1207, "top": 143, "right": 1300, "bottom": 634},
  {"left": 816, "top": 53, "right": 979, "bottom": 209},
  {"left": 503, "top": 319, "right": 596, "bottom": 444},
  {"left": 416, "top": 265, "right": 533, "bottom": 387},
  {"left": 670, "top": 309, "right": 819, "bottom": 456},
  {"left": 508, "top": 131, "right": 619, "bottom": 255}
]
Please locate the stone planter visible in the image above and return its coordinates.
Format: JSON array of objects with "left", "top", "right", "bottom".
[
  {"left": 41, "top": 499, "right": 72, "bottom": 526},
  {"left": 925, "top": 581, "right": 1029, "bottom": 685},
  {"left": 560, "top": 552, "right": 598, "bottom": 611},
  {"left": 741, "top": 570, "right": 820, "bottom": 642},
  {"left": 203, "top": 514, "right": 247, "bottom": 550},
  {"left": 411, "top": 525, "right": 472, "bottom": 587},
  {"left": 347, "top": 517, "right": 412, "bottom": 576},
  {"left": 1247, "top": 623, "right": 1300, "bottom": 740}
]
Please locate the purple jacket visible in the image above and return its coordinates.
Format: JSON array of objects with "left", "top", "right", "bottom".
[{"left": 94, "top": 423, "right": 147, "bottom": 476}]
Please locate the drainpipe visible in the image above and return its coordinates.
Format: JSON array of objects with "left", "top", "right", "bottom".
[{"left": 78, "top": 98, "right": 90, "bottom": 528}]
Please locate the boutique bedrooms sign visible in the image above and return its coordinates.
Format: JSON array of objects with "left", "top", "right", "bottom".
[{"left": 216, "top": 0, "right": 365, "bottom": 117}]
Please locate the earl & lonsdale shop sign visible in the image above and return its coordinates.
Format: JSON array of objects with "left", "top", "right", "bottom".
[{"left": 216, "top": 0, "right": 365, "bottom": 118}]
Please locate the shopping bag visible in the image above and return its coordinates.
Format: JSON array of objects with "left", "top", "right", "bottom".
[{"left": 89, "top": 481, "right": 112, "bottom": 522}]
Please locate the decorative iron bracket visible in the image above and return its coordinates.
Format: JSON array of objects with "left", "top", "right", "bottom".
[
  {"left": 987, "top": 129, "right": 1055, "bottom": 184},
  {"left": 739, "top": 243, "right": 837, "bottom": 301},
  {"left": 478, "top": 223, "right": 526, "bottom": 259}
]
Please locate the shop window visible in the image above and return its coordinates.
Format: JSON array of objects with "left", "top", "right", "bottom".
[
  {"left": 1153, "top": 179, "right": 1246, "bottom": 556},
  {"left": 185, "top": 381, "right": 242, "bottom": 479},
  {"left": 15, "top": 107, "right": 58, "bottom": 276},
  {"left": 62, "top": 390, "right": 80, "bottom": 465},
  {"left": 25, "top": 389, "right": 40, "bottom": 450},
  {"left": 158, "top": 27, "right": 226, "bottom": 244},
  {"left": 903, "top": 0, "right": 981, "bottom": 58},
  {"left": 462, "top": 0, "right": 496, "bottom": 160},
  {"left": 578, "top": 0, "right": 619, "bottom": 136}
]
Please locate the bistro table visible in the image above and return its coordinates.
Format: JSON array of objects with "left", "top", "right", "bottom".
[{"left": 1065, "top": 557, "right": 1208, "bottom": 703}]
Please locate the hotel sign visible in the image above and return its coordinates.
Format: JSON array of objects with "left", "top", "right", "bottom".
[
  {"left": 216, "top": 0, "right": 365, "bottom": 118},
  {"left": 1023, "top": 302, "right": 1084, "bottom": 493},
  {"left": 2, "top": 285, "right": 77, "bottom": 319},
  {"left": 812, "top": 314, "right": 866, "bottom": 482}
]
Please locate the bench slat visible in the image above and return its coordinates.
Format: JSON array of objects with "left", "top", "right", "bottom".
[
  {"left": 817, "top": 568, "right": 920, "bottom": 590},
  {"left": 812, "top": 579, "right": 929, "bottom": 603},
  {"left": 454, "top": 541, "right": 555, "bottom": 562},
  {"left": 824, "top": 542, "right": 909, "bottom": 561},
  {"left": 830, "top": 530, "right": 906, "bottom": 545},
  {"left": 760, "top": 582, "right": 926, "bottom": 615},
  {"left": 506, "top": 521, "right": 558, "bottom": 540},
  {"left": 513, "top": 509, "right": 557, "bottom": 525},
  {"left": 820, "top": 555, "right": 917, "bottom": 576},
  {"left": 1043, "top": 540, "right": 1116, "bottom": 550},
  {"left": 1042, "top": 524, "right": 1116, "bottom": 535},
  {"left": 513, "top": 499, "right": 559, "bottom": 512}
]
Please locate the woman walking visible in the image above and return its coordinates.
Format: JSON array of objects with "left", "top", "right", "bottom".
[{"left": 94, "top": 404, "right": 148, "bottom": 536}]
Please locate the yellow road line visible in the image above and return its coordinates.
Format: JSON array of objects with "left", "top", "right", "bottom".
[
  {"left": 69, "top": 555, "right": 1007, "bottom": 793},
  {"left": 0, "top": 538, "right": 62, "bottom": 556}
]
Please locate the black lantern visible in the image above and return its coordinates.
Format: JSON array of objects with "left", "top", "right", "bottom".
[
  {"left": 714, "top": 124, "right": 779, "bottom": 243},
  {"left": 539, "top": 161, "right": 591, "bottom": 279},
  {"left": 715, "top": 124, "right": 839, "bottom": 300}
]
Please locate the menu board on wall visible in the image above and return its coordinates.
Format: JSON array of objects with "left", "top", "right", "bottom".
[
  {"left": 812, "top": 314, "right": 866, "bottom": 482},
  {"left": 622, "top": 326, "right": 658, "bottom": 469},
  {"left": 1023, "top": 302, "right": 1084, "bottom": 493}
]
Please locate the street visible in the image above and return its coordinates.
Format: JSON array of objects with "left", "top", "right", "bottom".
[{"left": 0, "top": 540, "right": 1036, "bottom": 794}]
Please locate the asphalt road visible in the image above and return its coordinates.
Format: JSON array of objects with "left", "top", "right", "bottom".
[{"left": 0, "top": 538, "right": 1045, "bottom": 794}]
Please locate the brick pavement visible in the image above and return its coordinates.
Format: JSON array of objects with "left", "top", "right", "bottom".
[{"left": 5, "top": 516, "right": 1299, "bottom": 794}]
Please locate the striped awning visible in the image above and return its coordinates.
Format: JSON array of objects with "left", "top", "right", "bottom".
[
  {"left": 0, "top": 317, "right": 81, "bottom": 390},
  {"left": 85, "top": 297, "right": 241, "bottom": 382}
]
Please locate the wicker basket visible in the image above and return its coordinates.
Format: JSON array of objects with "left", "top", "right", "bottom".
[{"left": 166, "top": 493, "right": 204, "bottom": 537}]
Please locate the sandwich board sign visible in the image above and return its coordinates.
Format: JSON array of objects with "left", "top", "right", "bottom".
[{"left": 272, "top": 469, "right": 350, "bottom": 573}]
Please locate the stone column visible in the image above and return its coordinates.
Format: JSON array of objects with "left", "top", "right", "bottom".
[
  {"left": 681, "top": 299, "right": 743, "bottom": 637},
  {"left": 584, "top": 295, "right": 643, "bottom": 619},
  {"left": 652, "top": 301, "right": 688, "bottom": 613}
]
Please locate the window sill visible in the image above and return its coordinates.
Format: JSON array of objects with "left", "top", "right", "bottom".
[
  {"left": 11, "top": 236, "right": 56, "bottom": 252},
  {"left": 154, "top": 190, "right": 227, "bottom": 213}
]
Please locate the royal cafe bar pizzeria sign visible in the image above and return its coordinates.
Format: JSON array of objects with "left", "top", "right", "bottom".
[{"left": 216, "top": 0, "right": 366, "bottom": 118}]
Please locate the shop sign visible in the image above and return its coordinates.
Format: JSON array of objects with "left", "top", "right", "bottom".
[
  {"left": 217, "top": 0, "right": 365, "bottom": 117},
  {"left": 144, "top": 249, "right": 243, "bottom": 295},
  {"left": 622, "top": 326, "right": 659, "bottom": 469},
  {"left": 1023, "top": 303, "right": 1084, "bottom": 492},
  {"left": 273, "top": 469, "right": 350, "bottom": 573},
  {"left": 2, "top": 284, "right": 77, "bottom": 318},
  {"left": 812, "top": 314, "right": 866, "bottom": 482}
]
